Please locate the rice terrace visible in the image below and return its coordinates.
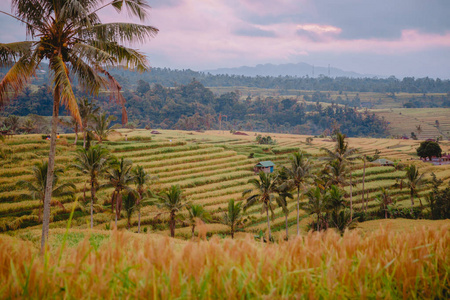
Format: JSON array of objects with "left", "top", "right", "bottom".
[{"left": 1, "top": 0, "right": 450, "bottom": 299}]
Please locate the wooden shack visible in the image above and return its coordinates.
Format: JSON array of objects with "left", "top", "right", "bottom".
[{"left": 254, "top": 161, "right": 275, "bottom": 173}]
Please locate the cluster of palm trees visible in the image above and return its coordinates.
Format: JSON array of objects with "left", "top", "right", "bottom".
[
  {"left": 241, "top": 132, "right": 357, "bottom": 241},
  {"left": 72, "top": 145, "right": 157, "bottom": 232},
  {"left": 241, "top": 132, "right": 427, "bottom": 241},
  {"left": 66, "top": 97, "right": 117, "bottom": 147}
]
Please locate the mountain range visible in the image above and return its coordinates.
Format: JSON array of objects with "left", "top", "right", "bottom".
[{"left": 204, "top": 62, "right": 378, "bottom": 78}]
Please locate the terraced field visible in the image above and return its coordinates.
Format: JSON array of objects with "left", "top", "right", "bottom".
[
  {"left": 374, "top": 108, "right": 450, "bottom": 140},
  {"left": 1, "top": 130, "right": 449, "bottom": 239}
]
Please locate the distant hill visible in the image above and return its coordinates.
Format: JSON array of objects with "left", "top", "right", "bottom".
[{"left": 204, "top": 62, "right": 377, "bottom": 78}]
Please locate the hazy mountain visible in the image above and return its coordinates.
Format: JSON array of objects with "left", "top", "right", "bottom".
[{"left": 204, "top": 62, "right": 377, "bottom": 78}]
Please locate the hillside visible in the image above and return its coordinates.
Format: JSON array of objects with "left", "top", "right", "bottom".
[{"left": 1, "top": 130, "right": 449, "bottom": 238}]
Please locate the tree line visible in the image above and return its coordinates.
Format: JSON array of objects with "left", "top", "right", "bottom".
[
  {"left": 1, "top": 80, "right": 389, "bottom": 137},
  {"left": 104, "top": 67, "right": 450, "bottom": 94}
]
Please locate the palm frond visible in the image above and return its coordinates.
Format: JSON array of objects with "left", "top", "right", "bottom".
[
  {"left": 86, "top": 40, "right": 150, "bottom": 72},
  {"left": 84, "top": 23, "right": 158, "bottom": 45},
  {"left": 50, "top": 55, "right": 81, "bottom": 124},
  {"left": 111, "top": 0, "right": 151, "bottom": 21},
  {"left": 67, "top": 53, "right": 108, "bottom": 96},
  {"left": 0, "top": 53, "right": 39, "bottom": 106},
  {"left": 0, "top": 41, "right": 33, "bottom": 66}
]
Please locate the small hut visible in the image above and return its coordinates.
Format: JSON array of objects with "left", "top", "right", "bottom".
[
  {"left": 254, "top": 161, "right": 275, "bottom": 173},
  {"left": 371, "top": 158, "right": 394, "bottom": 166}
]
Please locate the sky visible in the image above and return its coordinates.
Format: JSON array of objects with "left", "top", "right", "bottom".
[{"left": 1, "top": 0, "right": 450, "bottom": 78}]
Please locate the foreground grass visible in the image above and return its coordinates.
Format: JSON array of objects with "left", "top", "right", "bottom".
[{"left": 1, "top": 224, "right": 449, "bottom": 299}]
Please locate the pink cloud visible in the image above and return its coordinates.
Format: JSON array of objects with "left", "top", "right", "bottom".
[{"left": 1, "top": 0, "right": 449, "bottom": 72}]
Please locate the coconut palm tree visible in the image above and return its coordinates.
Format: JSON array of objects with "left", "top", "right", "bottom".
[
  {"left": 323, "top": 159, "right": 349, "bottom": 187},
  {"left": 78, "top": 97, "right": 99, "bottom": 148},
  {"left": 303, "top": 186, "right": 327, "bottom": 231},
  {"left": 360, "top": 154, "right": 367, "bottom": 211},
  {"left": 72, "top": 145, "right": 111, "bottom": 228},
  {"left": 376, "top": 187, "right": 392, "bottom": 219},
  {"left": 154, "top": 185, "right": 188, "bottom": 238},
  {"left": 326, "top": 185, "right": 346, "bottom": 213},
  {"left": 274, "top": 167, "right": 294, "bottom": 240},
  {"left": 186, "top": 204, "right": 211, "bottom": 238},
  {"left": 122, "top": 190, "right": 137, "bottom": 229},
  {"left": 283, "top": 151, "right": 313, "bottom": 236},
  {"left": 321, "top": 132, "right": 358, "bottom": 164},
  {"left": 242, "top": 172, "right": 278, "bottom": 241},
  {"left": 92, "top": 112, "right": 117, "bottom": 143},
  {"left": 222, "top": 199, "right": 244, "bottom": 239},
  {"left": 105, "top": 157, "right": 135, "bottom": 228},
  {"left": 0, "top": 0, "right": 158, "bottom": 252},
  {"left": 405, "top": 165, "right": 425, "bottom": 212},
  {"left": 133, "top": 165, "right": 156, "bottom": 233},
  {"left": 17, "top": 160, "right": 75, "bottom": 219}
]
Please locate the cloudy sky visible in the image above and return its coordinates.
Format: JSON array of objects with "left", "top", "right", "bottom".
[{"left": 1, "top": 0, "right": 450, "bottom": 78}]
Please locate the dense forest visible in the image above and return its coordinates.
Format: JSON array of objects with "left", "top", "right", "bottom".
[
  {"left": 108, "top": 68, "right": 450, "bottom": 94},
  {"left": 1, "top": 80, "right": 388, "bottom": 137},
  {"left": 3, "top": 64, "right": 449, "bottom": 136},
  {"left": 2, "top": 66, "right": 450, "bottom": 94}
]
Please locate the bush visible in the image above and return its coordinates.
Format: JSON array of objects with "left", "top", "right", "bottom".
[{"left": 255, "top": 135, "right": 276, "bottom": 145}]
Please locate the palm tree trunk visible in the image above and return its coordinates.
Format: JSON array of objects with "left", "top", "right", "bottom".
[
  {"left": 266, "top": 207, "right": 272, "bottom": 242},
  {"left": 74, "top": 123, "right": 78, "bottom": 145},
  {"left": 115, "top": 209, "right": 118, "bottom": 228},
  {"left": 296, "top": 187, "right": 300, "bottom": 236},
  {"left": 90, "top": 181, "right": 95, "bottom": 229},
  {"left": 385, "top": 205, "right": 387, "bottom": 219},
  {"left": 350, "top": 174, "right": 353, "bottom": 222},
  {"left": 82, "top": 122, "right": 87, "bottom": 149},
  {"left": 362, "top": 156, "right": 366, "bottom": 212},
  {"left": 410, "top": 192, "right": 414, "bottom": 213},
  {"left": 115, "top": 192, "right": 120, "bottom": 229},
  {"left": 170, "top": 211, "right": 175, "bottom": 238},
  {"left": 138, "top": 210, "right": 141, "bottom": 233},
  {"left": 40, "top": 90, "right": 60, "bottom": 254},
  {"left": 191, "top": 224, "right": 195, "bottom": 238},
  {"left": 231, "top": 225, "right": 234, "bottom": 239},
  {"left": 285, "top": 213, "right": 289, "bottom": 241}
]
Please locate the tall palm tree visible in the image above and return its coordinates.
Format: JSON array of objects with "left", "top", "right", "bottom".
[
  {"left": 92, "top": 112, "right": 117, "bottom": 143},
  {"left": 222, "top": 199, "right": 244, "bottom": 239},
  {"left": 186, "top": 204, "right": 211, "bottom": 238},
  {"left": 155, "top": 185, "right": 188, "bottom": 238},
  {"left": 133, "top": 165, "right": 156, "bottom": 233},
  {"left": 0, "top": 0, "right": 158, "bottom": 252},
  {"left": 283, "top": 151, "right": 313, "bottom": 236},
  {"left": 274, "top": 167, "right": 293, "bottom": 240},
  {"left": 242, "top": 172, "right": 278, "bottom": 241},
  {"left": 360, "top": 155, "right": 368, "bottom": 212},
  {"left": 72, "top": 145, "right": 111, "bottom": 228},
  {"left": 105, "top": 157, "right": 135, "bottom": 228},
  {"left": 405, "top": 165, "right": 425, "bottom": 212},
  {"left": 17, "top": 160, "right": 75, "bottom": 219},
  {"left": 78, "top": 97, "right": 99, "bottom": 148}
]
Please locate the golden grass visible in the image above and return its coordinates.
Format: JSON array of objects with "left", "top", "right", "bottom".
[{"left": 1, "top": 224, "right": 448, "bottom": 298}]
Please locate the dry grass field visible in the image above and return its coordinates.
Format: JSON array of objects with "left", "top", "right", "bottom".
[
  {"left": 374, "top": 107, "right": 450, "bottom": 139},
  {"left": 1, "top": 222, "right": 448, "bottom": 298}
]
